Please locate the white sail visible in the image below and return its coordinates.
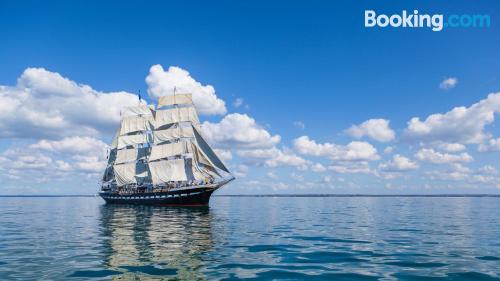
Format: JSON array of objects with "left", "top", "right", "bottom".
[
  {"left": 117, "top": 134, "right": 151, "bottom": 149},
  {"left": 113, "top": 162, "right": 137, "bottom": 186},
  {"left": 115, "top": 147, "right": 148, "bottom": 164},
  {"left": 149, "top": 141, "right": 191, "bottom": 162},
  {"left": 192, "top": 126, "right": 230, "bottom": 173},
  {"left": 120, "top": 115, "right": 154, "bottom": 136},
  {"left": 158, "top": 94, "right": 193, "bottom": 108},
  {"left": 191, "top": 142, "right": 221, "bottom": 178},
  {"left": 153, "top": 126, "right": 195, "bottom": 143},
  {"left": 187, "top": 157, "right": 206, "bottom": 181},
  {"left": 154, "top": 106, "right": 199, "bottom": 129},
  {"left": 149, "top": 158, "right": 187, "bottom": 184},
  {"left": 121, "top": 105, "right": 154, "bottom": 117}
]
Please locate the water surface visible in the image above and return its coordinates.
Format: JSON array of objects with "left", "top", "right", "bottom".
[{"left": 1, "top": 196, "right": 500, "bottom": 280}]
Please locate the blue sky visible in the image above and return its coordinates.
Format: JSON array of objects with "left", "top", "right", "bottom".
[{"left": 0, "top": 1, "right": 499, "bottom": 195}]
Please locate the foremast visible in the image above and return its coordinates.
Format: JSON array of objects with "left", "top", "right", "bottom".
[{"left": 101, "top": 93, "right": 233, "bottom": 193}]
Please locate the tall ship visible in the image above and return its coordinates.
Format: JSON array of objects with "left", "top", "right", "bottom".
[{"left": 99, "top": 93, "right": 234, "bottom": 206}]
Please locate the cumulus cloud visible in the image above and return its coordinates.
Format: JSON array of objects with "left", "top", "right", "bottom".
[
  {"left": 439, "top": 77, "right": 458, "bottom": 90},
  {"left": 237, "top": 147, "right": 310, "bottom": 169},
  {"left": 293, "top": 136, "right": 380, "bottom": 161},
  {"left": 0, "top": 144, "right": 106, "bottom": 186},
  {"left": 415, "top": 148, "right": 473, "bottom": 164},
  {"left": 345, "top": 119, "right": 395, "bottom": 142},
  {"left": 232, "top": 164, "right": 249, "bottom": 178},
  {"left": 30, "top": 136, "right": 107, "bottom": 155},
  {"left": 478, "top": 138, "right": 500, "bottom": 152},
  {"left": 146, "top": 65, "right": 227, "bottom": 115},
  {"left": 379, "top": 154, "right": 419, "bottom": 172},
  {"left": 328, "top": 161, "right": 373, "bottom": 174},
  {"left": 438, "top": 143, "right": 466, "bottom": 152},
  {"left": 213, "top": 149, "right": 233, "bottom": 162},
  {"left": 29, "top": 136, "right": 108, "bottom": 173},
  {"left": 1, "top": 148, "right": 53, "bottom": 171},
  {"left": 0, "top": 67, "right": 140, "bottom": 139},
  {"left": 404, "top": 93, "right": 500, "bottom": 144},
  {"left": 17, "top": 136, "right": 107, "bottom": 175},
  {"left": 425, "top": 164, "right": 499, "bottom": 187},
  {"left": 310, "top": 163, "right": 326, "bottom": 172},
  {"left": 478, "top": 165, "right": 498, "bottom": 175},
  {"left": 202, "top": 113, "right": 281, "bottom": 149}
]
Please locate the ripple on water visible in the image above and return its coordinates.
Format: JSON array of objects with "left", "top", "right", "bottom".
[
  {"left": 119, "top": 265, "right": 177, "bottom": 276},
  {"left": 287, "top": 235, "right": 371, "bottom": 244},
  {"left": 2, "top": 197, "right": 500, "bottom": 280},
  {"left": 222, "top": 270, "right": 381, "bottom": 281},
  {"left": 237, "top": 244, "right": 304, "bottom": 253},
  {"left": 68, "top": 269, "right": 122, "bottom": 278},
  {"left": 476, "top": 256, "right": 500, "bottom": 261},
  {"left": 384, "top": 261, "right": 448, "bottom": 268},
  {"left": 214, "top": 263, "right": 328, "bottom": 271},
  {"left": 282, "top": 251, "right": 370, "bottom": 264},
  {"left": 393, "top": 272, "right": 500, "bottom": 281}
]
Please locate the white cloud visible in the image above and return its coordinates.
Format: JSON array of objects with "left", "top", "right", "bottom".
[
  {"left": 426, "top": 170, "right": 468, "bottom": 181},
  {"left": 0, "top": 136, "right": 109, "bottom": 186},
  {"left": 293, "top": 121, "right": 305, "bottom": 130},
  {"left": 146, "top": 65, "right": 226, "bottom": 115},
  {"left": 233, "top": 164, "right": 249, "bottom": 178},
  {"left": 213, "top": 149, "right": 233, "bottom": 162},
  {"left": 290, "top": 172, "right": 304, "bottom": 182},
  {"left": 72, "top": 156, "right": 107, "bottom": 173},
  {"left": 267, "top": 171, "right": 278, "bottom": 179},
  {"left": 202, "top": 113, "right": 281, "bottom": 149},
  {"left": 425, "top": 164, "right": 499, "bottom": 187},
  {"left": 384, "top": 146, "right": 394, "bottom": 154},
  {"left": 237, "top": 147, "right": 310, "bottom": 169},
  {"left": 438, "top": 142, "right": 466, "bottom": 152},
  {"left": 233, "top": 98, "right": 244, "bottom": 108},
  {"left": 415, "top": 148, "right": 473, "bottom": 164},
  {"left": 379, "top": 154, "right": 419, "bottom": 172},
  {"left": 1, "top": 148, "right": 53, "bottom": 170},
  {"left": 345, "top": 119, "right": 395, "bottom": 142},
  {"left": 478, "top": 138, "right": 500, "bottom": 152},
  {"left": 328, "top": 162, "right": 373, "bottom": 174},
  {"left": 30, "top": 136, "right": 107, "bottom": 155},
  {"left": 29, "top": 136, "right": 108, "bottom": 173},
  {"left": 0, "top": 148, "right": 77, "bottom": 185},
  {"left": 404, "top": 93, "right": 500, "bottom": 144},
  {"left": 439, "top": 77, "right": 458, "bottom": 90},
  {"left": 293, "top": 136, "right": 380, "bottom": 161},
  {"left": 478, "top": 165, "right": 498, "bottom": 175},
  {"left": 0, "top": 67, "right": 141, "bottom": 139},
  {"left": 310, "top": 163, "right": 326, "bottom": 172}
]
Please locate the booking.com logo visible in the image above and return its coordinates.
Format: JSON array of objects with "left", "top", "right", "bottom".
[{"left": 365, "top": 10, "right": 491, "bottom": 31}]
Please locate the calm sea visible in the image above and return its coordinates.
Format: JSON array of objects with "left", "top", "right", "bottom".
[{"left": 1, "top": 196, "right": 500, "bottom": 280}]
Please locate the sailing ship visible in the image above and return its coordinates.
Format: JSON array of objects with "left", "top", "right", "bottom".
[{"left": 99, "top": 93, "right": 234, "bottom": 206}]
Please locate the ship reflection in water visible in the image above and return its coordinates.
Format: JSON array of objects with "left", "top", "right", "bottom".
[{"left": 99, "top": 205, "right": 214, "bottom": 280}]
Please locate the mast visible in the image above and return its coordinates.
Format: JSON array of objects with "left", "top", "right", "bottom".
[
  {"left": 105, "top": 104, "right": 155, "bottom": 188},
  {"left": 102, "top": 92, "right": 233, "bottom": 191}
]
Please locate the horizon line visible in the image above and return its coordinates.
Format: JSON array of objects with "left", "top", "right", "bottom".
[{"left": 1, "top": 194, "right": 500, "bottom": 198}]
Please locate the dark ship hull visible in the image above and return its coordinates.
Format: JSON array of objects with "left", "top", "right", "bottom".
[{"left": 99, "top": 185, "right": 219, "bottom": 206}]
